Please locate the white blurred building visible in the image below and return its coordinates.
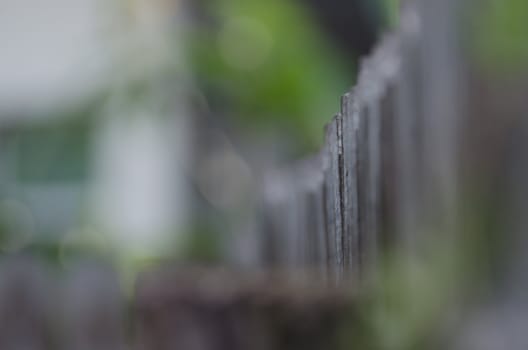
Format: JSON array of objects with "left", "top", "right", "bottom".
[{"left": 0, "top": 0, "right": 190, "bottom": 258}]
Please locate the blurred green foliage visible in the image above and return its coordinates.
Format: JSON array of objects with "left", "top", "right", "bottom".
[
  {"left": 187, "top": 0, "right": 353, "bottom": 153},
  {"left": 176, "top": 224, "right": 224, "bottom": 264},
  {"left": 473, "top": 0, "right": 528, "bottom": 72},
  {"left": 385, "top": 0, "right": 400, "bottom": 26}
]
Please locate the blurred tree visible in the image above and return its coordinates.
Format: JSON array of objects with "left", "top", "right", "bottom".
[
  {"left": 186, "top": 0, "right": 359, "bottom": 153},
  {"left": 472, "top": 0, "right": 528, "bottom": 72}
]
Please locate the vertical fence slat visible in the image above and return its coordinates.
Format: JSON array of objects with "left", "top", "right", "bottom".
[
  {"left": 323, "top": 116, "right": 344, "bottom": 284},
  {"left": 0, "top": 257, "right": 56, "bottom": 350},
  {"left": 62, "top": 262, "right": 125, "bottom": 350},
  {"left": 341, "top": 93, "right": 361, "bottom": 281}
]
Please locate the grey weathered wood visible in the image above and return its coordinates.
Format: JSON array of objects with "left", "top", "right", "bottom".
[
  {"left": 259, "top": 171, "right": 292, "bottom": 266},
  {"left": 393, "top": 9, "right": 424, "bottom": 256},
  {"left": 134, "top": 268, "right": 357, "bottom": 350},
  {"left": 323, "top": 115, "right": 344, "bottom": 284},
  {"left": 61, "top": 261, "right": 125, "bottom": 350},
  {"left": 378, "top": 81, "right": 398, "bottom": 251},
  {"left": 311, "top": 168, "right": 329, "bottom": 279},
  {"left": 0, "top": 257, "right": 56, "bottom": 350},
  {"left": 295, "top": 156, "right": 325, "bottom": 270},
  {"left": 340, "top": 93, "right": 361, "bottom": 280},
  {"left": 254, "top": 4, "right": 431, "bottom": 286}
]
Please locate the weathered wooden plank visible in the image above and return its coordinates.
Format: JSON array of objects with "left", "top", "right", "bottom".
[
  {"left": 310, "top": 167, "right": 329, "bottom": 279},
  {"left": 61, "top": 262, "right": 125, "bottom": 350},
  {"left": 259, "top": 170, "right": 297, "bottom": 267},
  {"left": 376, "top": 34, "right": 402, "bottom": 255},
  {"left": 323, "top": 115, "right": 344, "bottom": 284},
  {"left": 0, "top": 257, "right": 56, "bottom": 350},
  {"left": 378, "top": 82, "right": 398, "bottom": 251},
  {"left": 134, "top": 268, "right": 359, "bottom": 350},
  {"left": 340, "top": 92, "right": 361, "bottom": 281},
  {"left": 295, "top": 156, "right": 325, "bottom": 272},
  {"left": 353, "top": 92, "right": 371, "bottom": 280},
  {"left": 393, "top": 10, "right": 424, "bottom": 256},
  {"left": 419, "top": 0, "right": 461, "bottom": 245}
]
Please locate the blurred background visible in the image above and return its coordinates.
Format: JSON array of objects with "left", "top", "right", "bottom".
[
  {"left": 0, "top": 0, "right": 390, "bottom": 269},
  {"left": 2, "top": 0, "right": 528, "bottom": 349}
]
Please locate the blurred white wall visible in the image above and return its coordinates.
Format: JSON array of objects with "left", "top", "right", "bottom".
[
  {"left": 0, "top": 0, "right": 191, "bottom": 258},
  {"left": 0, "top": 0, "right": 112, "bottom": 119},
  {"left": 91, "top": 108, "right": 189, "bottom": 258}
]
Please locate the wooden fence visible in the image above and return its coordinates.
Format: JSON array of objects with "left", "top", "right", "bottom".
[
  {"left": 0, "top": 257, "right": 360, "bottom": 350},
  {"left": 258, "top": 0, "right": 528, "bottom": 347},
  {"left": 258, "top": 2, "right": 462, "bottom": 286}
]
